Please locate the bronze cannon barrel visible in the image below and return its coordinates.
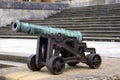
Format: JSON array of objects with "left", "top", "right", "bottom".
[{"left": 12, "top": 20, "right": 82, "bottom": 43}]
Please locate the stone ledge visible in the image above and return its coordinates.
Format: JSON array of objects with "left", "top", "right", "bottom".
[
  {"left": 0, "top": 1, "right": 70, "bottom": 10},
  {"left": 0, "top": 57, "right": 120, "bottom": 80}
]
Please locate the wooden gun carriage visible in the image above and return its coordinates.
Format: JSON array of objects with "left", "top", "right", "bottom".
[{"left": 12, "top": 20, "right": 101, "bottom": 74}]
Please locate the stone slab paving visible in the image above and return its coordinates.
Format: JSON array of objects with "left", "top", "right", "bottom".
[
  {"left": 0, "top": 57, "right": 120, "bottom": 80},
  {"left": 0, "top": 38, "right": 120, "bottom": 58}
]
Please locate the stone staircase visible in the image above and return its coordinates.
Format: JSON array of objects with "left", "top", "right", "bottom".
[
  {"left": 21, "top": 15, "right": 120, "bottom": 41},
  {"left": 0, "top": 3, "right": 120, "bottom": 41}
]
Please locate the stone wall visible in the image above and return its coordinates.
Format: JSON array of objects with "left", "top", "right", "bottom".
[
  {"left": 105, "top": 0, "right": 120, "bottom": 4},
  {"left": 116, "top": 0, "right": 120, "bottom": 3},
  {"left": 70, "top": 0, "right": 105, "bottom": 7},
  {"left": 105, "top": 0, "right": 116, "bottom": 4},
  {"left": 92, "top": 0, "right": 105, "bottom": 4},
  {"left": 69, "top": 0, "right": 120, "bottom": 7},
  {"left": 0, "top": 9, "right": 60, "bottom": 27},
  {"left": 0, "top": 2, "right": 69, "bottom": 27}
]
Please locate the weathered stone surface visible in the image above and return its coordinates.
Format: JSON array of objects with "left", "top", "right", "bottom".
[
  {"left": 0, "top": 57, "right": 120, "bottom": 80},
  {"left": 0, "top": 9, "right": 60, "bottom": 27},
  {"left": 0, "top": 1, "right": 70, "bottom": 27}
]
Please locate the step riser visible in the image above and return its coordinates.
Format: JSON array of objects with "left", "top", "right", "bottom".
[
  {"left": 52, "top": 14, "right": 120, "bottom": 18},
  {"left": 22, "top": 17, "right": 120, "bottom": 21},
  {"left": 0, "top": 64, "right": 13, "bottom": 68},
  {"left": 83, "top": 35, "right": 120, "bottom": 37},
  {"left": 83, "top": 38, "right": 120, "bottom": 42},
  {"left": 0, "top": 54, "right": 27, "bottom": 63},
  {"left": 0, "top": 60, "right": 26, "bottom": 69},
  {"left": 0, "top": 35, "right": 119, "bottom": 41},
  {"left": 0, "top": 54, "right": 27, "bottom": 68},
  {"left": 23, "top": 19, "right": 120, "bottom": 23},
  {"left": 1, "top": 27, "right": 120, "bottom": 30},
  {"left": 22, "top": 22, "right": 120, "bottom": 25}
]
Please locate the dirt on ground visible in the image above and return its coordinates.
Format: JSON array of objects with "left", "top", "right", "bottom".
[{"left": 0, "top": 57, "right": 120, "bottom": 80}]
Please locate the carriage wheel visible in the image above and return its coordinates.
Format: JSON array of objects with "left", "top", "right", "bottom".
[
  {"left": 27, "top": 55, "right": 43, "bottom": 71},
  {"left": 87, "top": 54, "right": 101, "bottom": 69},
  {"left": 47, "top": 56, "right": 65, "bottom": 75}
]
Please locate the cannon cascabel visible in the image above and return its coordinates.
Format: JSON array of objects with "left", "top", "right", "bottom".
[{"left": 12, "top": 20, "right": 82, "bottom": 43}]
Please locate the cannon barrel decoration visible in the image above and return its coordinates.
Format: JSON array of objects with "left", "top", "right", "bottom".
[{"left": 12, "top": 20, "right": 102, "bottom": 75}]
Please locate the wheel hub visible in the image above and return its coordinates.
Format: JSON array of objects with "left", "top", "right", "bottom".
[{"left": 55, "top": 61, "right": 62, "bottom": 69}]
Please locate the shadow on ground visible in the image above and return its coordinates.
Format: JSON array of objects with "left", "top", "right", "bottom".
[{"left": 0, "top": 76, "right": 6, "bottom": 80}]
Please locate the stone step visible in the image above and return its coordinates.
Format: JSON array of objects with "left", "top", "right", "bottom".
[
  {"left": 0, "top": 26, "right": 11, "bottom": 29},
  {"left": 1, "top": 26, "right": 120, "bottom": 31},
  {"left": 0, "top": 32, "right": 27, "bottom": 35},
  {"left": 59, "top": 27, "right": 120, "bottom": 30},
  {"left": 65, "top": 7, "right": 120, "bottom": 12},
  {"left": 0, "top": 31, "right": 27, "bottom": 35},
  {"left": 0, "top": 52, "right": 28, "bottom": 63},
  {"left": 2, "top": 25, "right": 120, "bottom": 32},
  {"left": 83, "top": 37, "right": 120, "bottom": 41},
  {"left": 0, "top": 31, "right": 119, "bottom": 36},
  {"left": 22, "top": 20, "right": 120, "bottom": 25},
  {"left": 0, "top": 60, "right": 26, "bottom": 68},
  {"left": 58, "top": 10, "right": 120, "bottom": 14},
  {"left": 52, "top": 9, "right": 120, "bottom": 13},
  {"left": 0, "top": 30, "right": 120, "bottom": 37},
  {"left": 47, "top": 16, "right": 120, "bottom": 20},
  {"left": 0, "top": 26, "right": 120, "bottom": 38},
  {"left": 35, "top": 24, "right": 120, "bottom": 28},
  {"left": 61, "top": 7, "right": 120, "bottom": 13},
  {"left": 80, "top": 30, "right": 120, "bottom": 33},
  {"left": 64, "top": 4, "right": 120, "bottom": 10},
  {"left": 63, "top": 8, "right": 107, "bottom": 12},
  {"left": 22, "top": 18, "right": 120, "bottom": 23},
  {"left": 51, "top": 11, "right": 120, "bottom": 17},
  {"left": 0, "top": 52, "right": 28, "bottom": 69},
  {"left": 21, "top": 17, "right": 120, "bottom": 23},
  {"left": 83, "top": 34, "right": 120, "bottom": 37},
  {"left": 0, "top": 28, "right": 119, "bottom": 35},
  {"left": 82, "top": 33, "right": 120, "bottom": 36},
  {"left": 59, "top": 12, "right": 120, "bottom": 16},
  {"left": 57, "top": 13, "right": 120, "bottom": 17},
  {"left": 53, "top": 11, "right": 120, "bottom": 14},
  {"left": 25, "top": 21, "right": 120, "bottom": 25},
  {"left": 0, "top": 35, "right": 37, "bottom": 39},
  {"left": 0, "top": 35, "right": 119, "bottom": 42},
  {"left": 22, "top": 16, "right": 120, "bottom": 21},
  {"left": 52, "top": 14, "right": 120, "bottom": 18},
  {"left": 0, "top": 27, "right": 120, "bottom": 37}
]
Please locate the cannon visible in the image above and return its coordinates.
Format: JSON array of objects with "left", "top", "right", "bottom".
[{"left": 12, "top": 20, "right": 102, "bottom": 75}]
